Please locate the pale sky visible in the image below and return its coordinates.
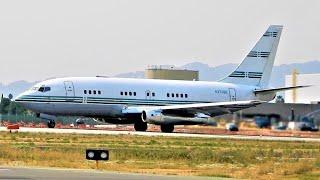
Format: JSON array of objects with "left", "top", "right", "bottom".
[{"left": 0, "top": 0, "right": 319, "bottom": 84}]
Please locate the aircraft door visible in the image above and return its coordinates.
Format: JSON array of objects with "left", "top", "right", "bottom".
[
  {"left": 229, "top": 88, "right": 237, "bottom": 101},
  {"left": 64, "top": 81, "right": 75, "bottom": 96}
]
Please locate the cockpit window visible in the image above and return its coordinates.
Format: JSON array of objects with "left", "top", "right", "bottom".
[
  {"left": 38, "top": 86, "right": 51, "bottom": 92},
  {"left": 38, "top": 87, "right": 45, "bottom": 92}
]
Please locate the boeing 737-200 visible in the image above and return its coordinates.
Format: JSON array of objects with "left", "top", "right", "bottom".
[{"left": 15, "top": 25, "right": 305, "bottom": 133}]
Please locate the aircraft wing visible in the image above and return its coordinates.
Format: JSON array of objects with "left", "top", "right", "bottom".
[{"left": 123, "top": 100, "right": 263, "bottom": 117}]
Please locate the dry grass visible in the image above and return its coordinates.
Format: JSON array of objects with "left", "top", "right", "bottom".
[{"left": 0, "top": 131, "right": 319, "bottom": 179}]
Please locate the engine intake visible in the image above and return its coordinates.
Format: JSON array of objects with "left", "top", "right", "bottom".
[{"left": 141, "top": 110, "right": 163, "bottom": 123}]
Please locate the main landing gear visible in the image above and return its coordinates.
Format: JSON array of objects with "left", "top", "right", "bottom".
[
  {"left": 133, "top": 122, "right": 175, "bottom": 133},
  {"left": 47, "top": 120, "right": 56, "bottom": 128},
  {"left": 160, "top": 124, "right": 174, "bottom": 133},
  {"left": 134, "top": 121, "right": 148, "bottom": 131}
]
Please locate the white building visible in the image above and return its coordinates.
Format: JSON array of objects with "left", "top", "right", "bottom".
[{"left": 285, "top": 73, "right": 320, "bottom": 104}]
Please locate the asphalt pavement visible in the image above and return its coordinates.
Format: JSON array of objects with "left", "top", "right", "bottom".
[
  {"left": 0, "top": 127, "right": 319, "bottom": 142},
  {"left": 0, "top": 167, "right": 217, "bottom": 180}
]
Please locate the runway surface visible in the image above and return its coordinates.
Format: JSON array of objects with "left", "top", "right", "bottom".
[
  {"left": 0, "top": 127, "right": 319, "bottom": 142},
  {"left": 0, "top": 167, "right": 215, "bottom": 180}
]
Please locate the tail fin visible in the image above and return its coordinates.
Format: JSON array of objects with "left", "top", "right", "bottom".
[{"left": 220, "top": 25, "right": 283, "bottom": 88}]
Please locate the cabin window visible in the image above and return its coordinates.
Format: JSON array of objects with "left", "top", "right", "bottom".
[
  {"left": 120, "top": 92, "right": 123, "bottom": 95},
  {"left": 171, "top": 93, "right": 174, "bottom": 97},
  {"left": 129, "top": 92, "right": 132, "bottom": 96},
  {"left": 93, "top": 90, "right": 97, "bottom": 94},
  {"left": 125, "top": 92, "right": 128, "bottom": 96},
  {"left": 133, "top": 92, "right": 136, "bottom": 96},
  {"left": 146, "top": 92, "right": 150, "bottom": 96},
  {"left": 98, "top": 91, "right": 101, "bottom": 95},
  {"left": 180, "top": 94, "right": 183, "bottom": 98},
  {"left": 89, "top": 90, "right": 92, "bottom": 94},
  {"left": 185, "top": 94, "right": 188, "bottom": 98},
  {"left": 167, "top": 93, "right": 170, "bottom": 97},
  {"left": 176, "top": 93, "right": 179, "bottom": 98},
  {"left": 152, "top": 92, "right": 155, "bottom": 97},
  {"left": 84, "top": 90, "right": 87, "bottom": 94}
]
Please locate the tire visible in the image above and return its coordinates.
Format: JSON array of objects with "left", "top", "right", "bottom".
[
  {"left": 229, "top": 127, "right": 239, "bottom": 131},
  {"left": 160, "top": 124, "right": 174, "bottom": 133},
  {"left": 134, "top": 121, "right": 148, "bottom": 131},
  {"left": 47, "top": 120, "right": 55, "bottom": 128}
]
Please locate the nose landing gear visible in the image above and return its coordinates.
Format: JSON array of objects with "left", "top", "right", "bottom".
[{"left": 47, "top": 120, "right": 56, "bottom": 128}]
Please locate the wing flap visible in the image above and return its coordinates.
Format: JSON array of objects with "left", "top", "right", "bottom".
[{"left": 123, "top": 100, "right": 263, "bottom": 117}]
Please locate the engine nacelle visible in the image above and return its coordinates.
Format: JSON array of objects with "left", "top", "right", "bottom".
[
  {"left": 141, "top": 110, "right": 163, "bottom": 123},
  {"left": 141, "top": 110, "right": 214, "bottom": 125}
]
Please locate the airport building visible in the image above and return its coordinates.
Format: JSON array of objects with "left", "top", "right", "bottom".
[
  {"left": 285, "top": 73, "right": 320, "bottom": 104},
  {"left": 145, "top": 65, "right": 199, "bottom": 81}
]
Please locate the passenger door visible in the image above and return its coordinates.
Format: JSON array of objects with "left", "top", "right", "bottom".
[{"left": 64, "top": 81, "right": 75, "bottom": 97}]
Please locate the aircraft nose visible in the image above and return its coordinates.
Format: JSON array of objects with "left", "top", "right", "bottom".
[
  {"left": 14, "top": 93, "right": 24, "bottom": 102},
  {"left": 14, "top": 91, "right": 30, "bottom": 102}
]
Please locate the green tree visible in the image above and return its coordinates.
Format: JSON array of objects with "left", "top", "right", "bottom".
[
  {"left": 0, "top": 98, "right": 28, "bottom": 115},
  {"left": 0, "top": 98, "right": 11, "bottom": 114}
]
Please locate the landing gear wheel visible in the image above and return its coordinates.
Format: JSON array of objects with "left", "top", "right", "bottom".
[
  {"left": 47, "top": 120, "right": 56, "bottom": 128},
  {"left": 160, "top": 124, "right": 174, "bottom": 133},
  {"left": 134, "top": 121, "right": 148, "bottom": 131}
]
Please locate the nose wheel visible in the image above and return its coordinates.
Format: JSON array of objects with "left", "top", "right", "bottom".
[{"left": 47, "top": 120, "right": 56, "bottom": 128}]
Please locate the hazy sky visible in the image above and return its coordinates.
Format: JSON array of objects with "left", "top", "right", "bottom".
[{"left": 0, "top": 0, "right": 319, "bottom": 84}]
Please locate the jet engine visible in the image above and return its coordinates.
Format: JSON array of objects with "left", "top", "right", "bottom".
[
  {"left": 141, "top": 110, "right": 213, "bottom": 125},
  {"left": 141, "top": 110, "right": 163, "bottom": 123}
]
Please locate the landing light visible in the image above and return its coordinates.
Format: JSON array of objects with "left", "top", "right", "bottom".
[
  {"left": 87, "top": 151, "right": 95, "bottom": 159},
  {"left": 86, "top": 149, "right": 109, "bottom": 161},
  {"left": 100, "top": 152, "right": 108, "bottom": 159}
]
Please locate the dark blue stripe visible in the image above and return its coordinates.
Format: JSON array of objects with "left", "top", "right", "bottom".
[{"left": 21, "top": 95, "right": 206, "bottom": 104}]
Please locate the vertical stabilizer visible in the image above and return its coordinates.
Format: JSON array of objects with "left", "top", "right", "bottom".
[{"left": 220, "top": 25, "right": 283, "bottom": 88}]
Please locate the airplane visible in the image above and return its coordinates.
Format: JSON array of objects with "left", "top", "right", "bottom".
[{"left": 14, "top": 25, "right": 306, "bottom": 133}]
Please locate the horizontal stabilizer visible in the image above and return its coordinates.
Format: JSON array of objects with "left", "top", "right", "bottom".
[{"left": 254, "top": 85, "right": 310, "bottom": 94}]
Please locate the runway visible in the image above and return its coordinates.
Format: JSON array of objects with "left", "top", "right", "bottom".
[
  {"left": 0, "top": 127, "right": 319, "bottom": 142},
  {"left": 0, "top": 167, "right": 215, "bottom": 180}
]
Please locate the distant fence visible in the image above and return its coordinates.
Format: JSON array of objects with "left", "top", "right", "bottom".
[
  {"left": 0, "top": 114, "right": 97, "bottom": 125},
  {"left": 0, "top": 114, "right": 40, "bottom": 123}
]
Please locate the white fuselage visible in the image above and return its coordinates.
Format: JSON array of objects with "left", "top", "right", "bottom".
[
  {"left": 15, "top": 77, "right": 258, "bottom": 119},
  {"left": 13, "top": 25, "right": 283, "bottom": 130}
]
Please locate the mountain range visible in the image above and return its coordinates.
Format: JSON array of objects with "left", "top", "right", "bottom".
[{"left": 1, "top": 60, "right": 320, "bottom": 98}]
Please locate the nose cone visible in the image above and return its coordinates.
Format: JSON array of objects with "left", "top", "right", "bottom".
[
  {"left": 14, "top": 91, "right": 30, "bottom": 103},
  {"left": 14, "top": 91, "right": 36, "bottom": 111},
  {"left": 14, "top": 94, "right": 23, "bottom": 102}
]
